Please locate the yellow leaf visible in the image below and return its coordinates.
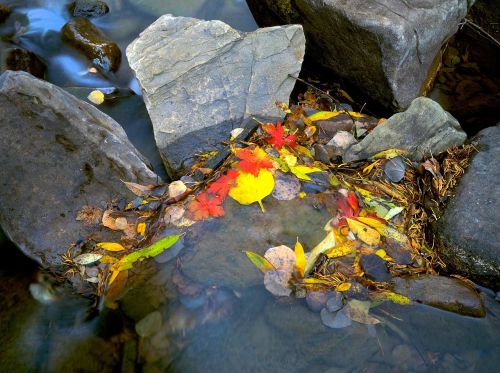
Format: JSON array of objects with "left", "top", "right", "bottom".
[
  {"left": 308, "top": 111, "right": 366, "bottom": 122},
  {"left": 371, "top": 149, "right": 408, "bottom": 160},
  {"left": 336, "top": 282, "right": 352, "bottom": 292},
  {"left": 108, "top": 270, "right": 120, "bottom": 285},
  {"left": 372, "top": 291, "right": 411, "bottom": 305},
  {"left": 99, "top": 255, "right": 118, "bottom": 264},
  {"left": 96, "top": 242, "right": 126, "bottom": 252},
  {"left": 304, "top": 125, "right": 316, "bottom": 138},
  {"left": 136, "top": 222, "right": 146, "bottom": 236},
  {"left": 299, "top": 191, "right": 306, "bottom": 198},
  {"left": 295, "top": 145, "right": 313, "bottom": 158},
  {"left": 279, "top": 149, "right": 297, "bottom": 167},
  {"left": 346, "top": 218, "right": 381, "bottom": 246},
  {"left": 355, "top": 217, "right": 387, "bottom": 231},
  {"left": 290, "top": 165, "right": 321, "bottom": 181},
  {"left": 362, "top": 160, "right": 381, "bottom": 174},
  {"left": 356, "top": 217, "right": 407, "bottom": 244},
  {"left": 294, "top": 241, "right": 306, "bottom": 278},
  {"left": 302, "top": 278, "right": 332, "bottom": 285},
  {"left": 305, "top": 230, "right": 336, "bottom": 274},
  {"left": 244, "top": 251, "right": 276, "bottom": 273},
  {"left": 375, "top": 249, "right": 392, "bottom": 261},
  {"left": 229, "top": 169, "right": 275, "bottom": 212},
  {"left": 87, "top": 90, "right": 105, "bottom": 105}
]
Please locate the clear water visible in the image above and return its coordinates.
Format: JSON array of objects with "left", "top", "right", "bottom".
[{"left": 1, "top": 1, "right": 499, "bottom": 372}]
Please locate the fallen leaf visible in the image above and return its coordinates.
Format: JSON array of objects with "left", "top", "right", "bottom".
[
  {"left": 229, "top": 169, "right": 274, "bottom": 212},
  {"left": 308, "top": 111, "right": 366, "bottom": 122},
  {"left": 207, "top": 170, "right": 239, "bottom": 198},
  {"left": 289, "top": 165, "right": 322, "bottom": 181},
  {"left": 123, "top": 181, "right": 154, "bottom": 197},
  {"left": 371, "top": 149, "right": 408, "bottom": 160},
  {"left": 187, "top": 193, "right": 224, "bottom": 220},
  {"left": 73, "top": 253, "right": 103, "bottom": 265},
  {"left": 87, "top": 90, "right": 105, "bottom": 105},
  {"left": 234, "top": 147, "right": 274, "bottom": 176},
  {"left": 305, "top": 230, "right": 336, "bottom": 275},
  {"left": 76, "top": 205, "right": 103, "bottom": 226},
  {"left": 262, "top": 121, "right": 296, "bottom": 149},
  {"left": 99, "top": 255, "right": 118, "bottom": 264},
  {"left": 347, "top": 218, "right": 380, "bottom": 246},
  {"left": 294, "top": 241, "right": 306, "bottom": 278},
  {"left": 336, "top": 282, "right": 352, "bottom": 292},
  {"left": 372, "top": 291, "right": 412, "bottom": 305},
  {"left": 384, "top": 156, "right": 406, "bottom": 183},
  {"left": 244, "top": 251, "right": 276, "bottom": 273},
  {"left": 96, "top": 242, "right": 126, "bottom": 252},
  {"left": 344, "top": 299, "right": 380, "bottom": 325},
  {"left": 136, "top": 222, "right": 146, "bottom": 236}
]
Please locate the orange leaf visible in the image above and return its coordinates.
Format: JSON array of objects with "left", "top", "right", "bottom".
[
  {"left": 207, "top": 169, "right": 239, "bottom": 198},
  {"left": 234, "top": 147, "right": 274, "bottom": 176},
  {"left": 187, "top": 192, "right": 225, "bottom": 221}
]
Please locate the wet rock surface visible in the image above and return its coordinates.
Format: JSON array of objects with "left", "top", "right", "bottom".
[
  {"left": 0, "top": 71, "right": 158, "bottom": 267},
  {"left": 435, "top": 126, "right": 500, "bottom": 290},
  {"left": 344, "top": 97, "right": 467, "bottom": 162},
  {"left": 181, "top": 196, "right": 331, "bottom": 289},
  {"left": 61, "top": 17, "right": 121, "bottom": 72},
  {"left": 127, "top": 15, "right": 304, "bottom": 177},
  {"left": 247, "top": 0, "right": 469, "bottom": 110},
  {"left": 69, "top": 0, "right": 110, "bottom": 18},
  {"left": 392, "top": 275, "right": 485, "bottom": 317},
  {"left": 1, "top": 47, "right": 46, "bottom": 79}
]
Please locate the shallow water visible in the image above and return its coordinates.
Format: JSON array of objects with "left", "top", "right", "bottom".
[{"left": 0, "top": 1, "right": 499, "bottom": 372}]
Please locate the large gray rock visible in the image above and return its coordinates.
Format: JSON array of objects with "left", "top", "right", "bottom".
[
  {"left": 0, "top": 71, "right": 158, "bottom": 267},
  {"left": 435, "top": 126, "right": 500, "bottom": 290},
  {"left": 247, "top": 0, "right": 469, "bottom": 110},
  {"left": 127, "top": 15, "right": 305, "bottom": 177},
  {"left": 343, "top": 97, "right": 466, "bottom": 162}
]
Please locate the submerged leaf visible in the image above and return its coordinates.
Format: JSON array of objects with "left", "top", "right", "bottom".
[
  {"left": 320, "top": 307, "right": 352, "bottom": 329},
  {"left": 344, "top": 299, "right": 380, "bottom": 325},
  {"left": 244, "top": 251, "right": 276, "bottom": 273},
  {"left": 187, "top": 193, "right": 224, "bottom": 220},
  {"left": 229, "top": 169, "right": 274, "bottom": 212}
]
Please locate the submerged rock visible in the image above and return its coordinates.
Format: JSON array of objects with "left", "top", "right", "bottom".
[
  {"left": 69, "top": 0, "right": 110, "bottom": 18},
  {"left": 1, "top": 48, "right": 46, "bottom": 79},
  {"left": 0, "top": 71, "right": 157, "bottom": 267},
  {"left": 344, "top": 97, "right": 467, "bottom": 162},
  {"left": 0, "top": 4, "right": 11, "bottom": 23},
  {"left": 435, "top": 126, "right": 500, "bottom": 290},
  {"left": 61, "top": 18, "right": 121, "bottom": 72},
  {"left": 392, "top": 275, "right": 485, "bottom": 317},
  {"left": 247, "top": 0, "right": 469, "bottom": 110},
  {"left": 127, "top": 15, "right": 304, "bottom": 177}
]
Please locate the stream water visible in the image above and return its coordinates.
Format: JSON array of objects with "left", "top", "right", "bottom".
[{"left": 0, "top": 1, "right": 499, "bottom": 372}]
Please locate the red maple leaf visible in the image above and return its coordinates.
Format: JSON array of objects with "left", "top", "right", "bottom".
[
  {"left": 187, "top": 192, "right": 225, "bottom": 220},
  {"left": 207, "top": 170, "right": 239, "bottom": 198},
  {"left": 234, "top": 147, "right": 274, "bottom": 176},
  {"left": 262, "top": 121, "right": 296, "bottom": 149},
  {"left": 336, "top": 192, "right": 359, "bottom": 226}
]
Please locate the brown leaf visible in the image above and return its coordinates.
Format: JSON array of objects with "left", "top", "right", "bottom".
[
  {"left": 76, "top": 205, "right": 103, "bottom": 226},
  {"left": 123, "top": 181, "right": 155, "bottom": 197}
]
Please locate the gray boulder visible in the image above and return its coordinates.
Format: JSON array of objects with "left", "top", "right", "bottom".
[
  {"left": 435, "top": 126, "right": 500, "bottom": 290},
  {"left": 127, "top": 15, "right": 305, "bottom": 177},
  {"left": 343, "top": 97, "right": 466, "bottom": 162},
  {"left": 0, "top": 71, "right": 158, "bottom": 267},
  {"left": 247, "top": 0, "right": 469, "bottom": 110}
]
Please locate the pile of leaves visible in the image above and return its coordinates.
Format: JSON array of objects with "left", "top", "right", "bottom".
[{"left": 64, "top": 95, "right": 476, "bottom": 326}]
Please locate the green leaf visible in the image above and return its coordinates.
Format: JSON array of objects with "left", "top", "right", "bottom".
[
  {"left": 244, "top": 251, "right": 276, "bottom": 273},
  {"left": 112, "top": 235, "right": 179, "bottom": 272}
]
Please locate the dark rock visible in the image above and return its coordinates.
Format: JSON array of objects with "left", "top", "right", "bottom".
[
  {"left": 313, "top": 143, "right": 333, "bottom": 164},
  {"left": 127, "top": 15, "right": 304, "bottom": 177},
  {"left": 69, "top": 0, "right": 109, "bottom": 18},
  {"left": 247, "top": 0, "right": 470, "bottom": 110},
  {"left": 359, "top": 254, "right": 391, "bottom": 282},
  {"left": 392, "top": 275, "right": 485, "bottom": 317},
  {"left": 61, "top": 18, "right": 121, "bottom": 72},
  {"left": 0, "top": 4, "right": 11, "bottom": 23},
  {"left": 344, "top": 97, "right": 466, "bottom": 162},
  {"left": 1, "top": 48, "right": 46, "bottom": 79},
  {"left": 305, "top": 291, "right": 330, "bottom": 312},
  {"left": 0, "top": 71, "right": 157, "bottom": 267},
  {"left": 434, "top": 126, "right": 500, "bottom": 290}
]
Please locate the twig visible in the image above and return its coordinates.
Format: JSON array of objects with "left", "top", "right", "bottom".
[{"left": 464, "top": 18, "right": 500, "bottom": 48}]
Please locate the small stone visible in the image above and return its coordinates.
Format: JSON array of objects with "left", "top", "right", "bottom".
[
  {"left": 69, "top": 0, "right": 109, "bottom": 18},
  {"left": 326, "top": 292, "right": 343, "bottom": 312},
  {"left": 272, "top": 172, "right": 301, "bottom": 201},
  {"left": 320, "top": 307, "right": 352, "bottom": 329},
  {"left": 305, "top": 291, "right": 330, "bottom": 312},
  {"left": 313, "top": 144, "right": 334, "bottom": 164},
  {"left": 360, "top": 254, "right": 392, "bottom": 282},
  {"left": 2, "top": 48, "right": 46, "bottom": 79}
]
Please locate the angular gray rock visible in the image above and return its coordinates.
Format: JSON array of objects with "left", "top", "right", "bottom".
[
  {"left": 247, "top": 0, "right": 469, "bottom": 110},
  {"left": 343, "top": 97, "right": 466, "bottom": 162},
  {"left": 127, "top": 15, "right": 305, "bottom": 177},
  {"left": 435, "top": 126, "right": 500, "bottom": 290},
  {"left": 392, "top": 275, "right": 485, "bottom": 317},
  {"left": 0, "top": 71, "right": 158, "bottom": 267}
]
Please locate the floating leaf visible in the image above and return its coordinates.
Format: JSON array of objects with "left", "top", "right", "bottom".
[
  {"left": 346, "top": 218, "right": 381, "bottom": 246},
  {"left": 234, "top": 147, "right": 274, "bottom": 176},
  {"left": 384, "top": 156, "right": 406, "bottom": 183},
  {"left": 290, "top": 165, "right": 322, "bottom": 181},
  {"left": 244, "top": 251, "right": 276, "bottom": 273},
  {"left": 229, "top": 169, "right": 274, "bottom": 212},
  {"left": 96, "top": 242, "right": 126, "bottom": 252},
  {"left": 294, "top": 241, "right": 306, "bottom": 278},
  {"left": 344, "top": 299, "right": 380, "bottom": 325},
  {"left": 87, "top": 90, "right": 105, "bottom": 105},
  {"left": 207, "top": 170, "right": 239, "bottom": 198},
  {"left": 112, "top": 235, "right": 179, "bottom": 272},
  {"left": 187, "top": 193, "right": 224, "bottom": 220},
  {"left": 73, "top": 253, "right": 103, "bottom": 265},
  {"left": 371, "top": 149, "right": 408, "bottom": 160},
  {"left": 305, "top": 230, "right": 336, "bottom": 274}
]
